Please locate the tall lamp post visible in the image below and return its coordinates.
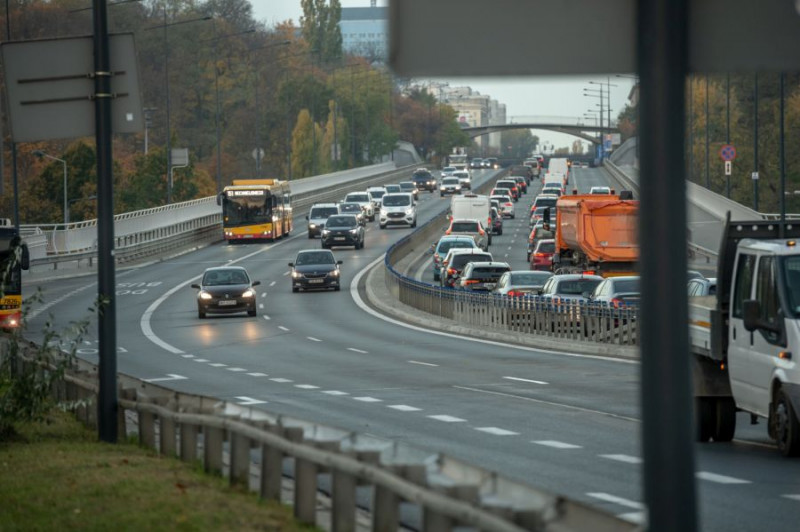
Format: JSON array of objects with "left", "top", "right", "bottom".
[
  {"left": 590, "top": 78, "right": 618, "bottom": 153},
  {"left": 33, "top": 150, "right": 68, "bottom": 225},
  {"left": 584, "top": 88, "right": 605, "bottom": 158},
  {"left": 145, "top": 13, "right": 211, "bottom": 204},
  {"left": 249, "top": 40, "right": 291, "bottom": 178}
]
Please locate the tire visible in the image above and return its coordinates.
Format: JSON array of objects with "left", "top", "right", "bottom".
[
  {"left": 411, "top": 220, "right": 417, "bottom": 228},
  {"left": 308, "top": 232, "right": 314, "bottom": 239},
  {"left": 433, "top": 272, "right": 440, "bottom": 281},
  {"left": 248, "top": 309, "right": 257, "bottom": 317},
  {"left": 511, "top": 214, "right": 515, "bottom": 219},
  {"left": 334, "top": 285, "right": 341, "bottom": 291},
  {"left": 198, "top": 309, "right": 206, "bottom": 319},
  {"left": 774, "top": 388, "right": 800, "bottom": 456},
  {"left": 379, "top": 224, "right": 386, "bottom": 230},
  {"left": 370, "top": 214, "right": 375, "bottom": 221},
  {"left": 696, "top": 397, "right": 715, "bottom": 442},
  {"left": 292, "top": 286, "right": 299, "bottom": 293},
  {"left": 713, "top": 397, "right": 736, "bottom": 442},
  {"left": 440, "top": 193, "right": 444, "bottom": 197}
]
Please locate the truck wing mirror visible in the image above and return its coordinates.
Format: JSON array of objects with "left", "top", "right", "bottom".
[{"left": 742, "top": 299, "right": 781, "bottom": 334}]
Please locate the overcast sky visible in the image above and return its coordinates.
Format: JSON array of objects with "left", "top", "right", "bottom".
[{"left": 250, "top": 0, "right": 636, "bottom": 151}]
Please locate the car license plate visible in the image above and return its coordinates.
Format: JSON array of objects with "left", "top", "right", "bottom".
[
  {"left": 334, "top": 236, "right": 346, "bottom": 240},
  {"left": 243, "top": 234, "right": 253, "bottom": 238},
  {"left": 218, "top": 300, "right": 237, "bottom": 306},
  {"left": 308, "top": 279, "right": 324, "bottom": 284},
  {"left": 485, "top": 283, "right": 496, "bottom": 289}
]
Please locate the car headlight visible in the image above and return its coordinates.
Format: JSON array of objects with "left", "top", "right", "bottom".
[
  {"left": 322, "top": 229, "right": 330, "bottom": 236},
  {"left": 292, "top": 270, "right": 301, "bottom": 278},
  {"left": 440, "top": 186, "right": 446, "bottom": 190},
  {"left": 242, "top": 289, "right": 255, "bottom": 298},
  {"left": 199, "top": 291, "right": 212, "bottom": 300},
  {"left": 329, "top": 269, "right": 340, "bottom": 277},
  {"left": 405, "top": 208, "right": 414, "bottom": 215},
  {"left": 309, "top": 223, "right": 317, "bottom": 229},
  {"left": 350, "top": 228, "right": 359, "bottom": 234},
  {"left": 429, "top": 180, "right": 435, "bottom": 185}
]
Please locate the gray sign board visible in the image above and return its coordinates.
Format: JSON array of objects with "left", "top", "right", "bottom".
[
  {"left": 1, "top": 33, "right": 144, "bottom": 142},
  {"left": 389, "top": 0, "right": 800, "bottom": 76}
]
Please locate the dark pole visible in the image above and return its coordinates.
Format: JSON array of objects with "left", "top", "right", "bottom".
[
  {"left": 753, "top": 72, "right": 759, "bottom": 211},
  {"left": 351, "top": 66, "right": 356, "bottom": 163},
  {"left": 164, "top": 7, "right": 172, "bottom": 204},
  {"left": 725, "top": 72, "right": 730, "bottom": 198},
  {"left": 780, "top": 72, "right": 785, "bottom": 232},
  {"left": 285, "top": 67, "right": 292, "bottom": 180},
  {"left": 213, "top": 20, "right": 222, "bottom": 192},
  {"left": 255, "top": 56, "right": 261, "bottom": 177},
  {"left": 637, "top": 0, "right": 696, "bottom": 531},
  {"left": 93, "top": 0, "right": 118, "bottom": 443},
  {"left": 389, "top": 73, "right": 394, "bottom": 161},
  {"left": 688, "top": 77, "right": 694, "bottom": 181},
  {"left": 5, "top": 0, "right": 19, "bottom": 231},
  {"left": 606, "top": 76, "right": 612, "bottom": 153},
  {"left": 704, "top": 75, "right": 709, "bottom": 189}
]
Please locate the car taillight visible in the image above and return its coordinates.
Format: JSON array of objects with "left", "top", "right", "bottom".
[
  {"left": 447, "top": 268, "right": 456, "bottom": 275},
  {"left": 611, "top": 298, "right": 623, "bottom": 308},
  {"left": 478, "top": 228, "right": 485, "bottom": 235},
  {"left": 464, "top": 279, "right": 479, "bottom": 285},
  {"left": 505, "top": 202, "right": 512, "bottom": 207},
  {"left": 507, "top": 290, "right": 522, "bottom": 297}
]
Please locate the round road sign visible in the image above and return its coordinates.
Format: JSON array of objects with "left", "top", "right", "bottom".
[{"left": 719, "top": 144, "right": 737, "bottom": 162}]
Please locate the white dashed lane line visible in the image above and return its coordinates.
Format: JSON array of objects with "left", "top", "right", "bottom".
[
  {"left": 307, "top": 336, "right": 322, "bottom": 342},
  {"left": 193, "top": 358, "right": 210, "bottom": 363},
  {"left": 269, "top": 281, "right": 276, "bottom": 287},
  {"left": 248, "top": 372, "right": 268, "bottom": 377},
  {"left": 263, "top": 315, "right": 271, "bottom": 320},
  {"left": 270, "top": 378, "right": 293, "bottom": 383},
  {"left": 208, "top": 363, "right": 227, "bottom": 368},
  {"left": 782, "top": 494, "right": 800, "bottom": 502},
  {"left": 278, "top": 326, "right": 290, "bottom": 332},
  {"left": 696, "top": 472, "right": 751, "bottom": 484},
  {"left": 258, "top": 304, "right": 264, "bottom": 309},
  {"left": 226, "top": 367, "right": 247, "bottom": 372},
  {"left": 282, "top": 271, "right": 291, "bottom": 276},
  {"left": 475, "top": 427, "right": 519, "bottom": 436},
  {"left": 236, "top": 396, "right": 267, "bottom": 406},
  {"left": 532, "top": 440, "right": 582, "bottom": 449},
  {"left": 181, "top": 354, "right": 194, "bottom": 358},
  {"left": 409, "top": 360, "right": 438, "bottom": 367},
  {"left": 261, "top": 292, "right": 267, "bottom": 298},
  {"left": 347, "top": 347, "right": 368, "bottom": 354},
  {"left": 600, "top": 454, "right": 642, "bottom": 464},
  {"left": 504, "top": 376, "right": 548, "bottom": 385},
  {"left": 295, "top": 384, "right": 320, "bottom": 389},
  {"left": 388, "top": 405, "right": 422, "bottom": 412},
  {"left": 323, "top": 390, "right": 349, "bottom": 396},
  {"left": 428, "top": 415, "right": 466, "bottom": 423},
  {"left": 353, "top": 396, "right": 382, "bottom": 403},
  {"left": 586, "top": 492, "right": 644, "bottom": 510}
]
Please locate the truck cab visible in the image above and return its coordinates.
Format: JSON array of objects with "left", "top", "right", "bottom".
[{"left": 691, "top": 218, "right": 800, "bottom": 455}]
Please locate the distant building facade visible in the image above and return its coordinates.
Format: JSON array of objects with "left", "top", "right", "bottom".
[{"left": 339, "top": 4, "right": 388, "bottom": 61}]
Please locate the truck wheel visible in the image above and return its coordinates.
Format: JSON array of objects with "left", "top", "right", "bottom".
[
  {"left": 774, "top": 388, "right": 800, "bottom": 456},
  {"left": 696, "top": 397, "right": 714, "bottom": 442},
  {"left": 713, "top": 397, "right": 736, "bottom": 442}
]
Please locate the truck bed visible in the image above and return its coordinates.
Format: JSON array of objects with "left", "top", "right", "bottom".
[{"left": 689, "top": 295, "right": 716, "bottom": 358}]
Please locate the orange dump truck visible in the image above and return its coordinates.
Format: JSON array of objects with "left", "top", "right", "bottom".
[{"left": 549, "top": 192, "right": 639, "bottom": 276}]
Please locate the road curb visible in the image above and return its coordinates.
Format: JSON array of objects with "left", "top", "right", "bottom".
[{"left": 364, "top": 257, "right": 639, "bottom": 360}]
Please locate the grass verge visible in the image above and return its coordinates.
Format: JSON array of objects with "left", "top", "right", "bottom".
[{"left": 0, "top": 409, "right": 315, "bottom": 531}]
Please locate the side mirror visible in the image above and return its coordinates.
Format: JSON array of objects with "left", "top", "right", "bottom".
[
  {"left": 288, "top": 262, "right": 294, "bottom": 267},
  {"left": 743, "top": 299, "right": 781, "bottom": 334},
  {"left": 305, "top": 215, "right": 309, "bottom": 220},
  {"left": 191, "top": 284, "right": 201, "bottom": 289},
  {"left": 252, "top": 281, "right": 261, "bottom": 287},
  {"left": 582, "top": 291, "right": 593, "bottom": 299},
  {"left": 20, "top": 243, "right": 29, "bottom": 270},
  {"left": 337, "top": 260, "right": 343, "bottom": 265}
]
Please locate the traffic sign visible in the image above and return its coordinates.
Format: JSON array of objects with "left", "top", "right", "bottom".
[
  {"left": 752, "top": 171, "right": 759, "bottom": 181},
  {"left": 720, "top": 144, "right": 737, "bottom": 161},
  {"left": 724, "top": 161, "right": 732, "bottom": 176}
]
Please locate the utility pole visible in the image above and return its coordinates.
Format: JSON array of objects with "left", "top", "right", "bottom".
[
  {"left": 725, "top": 72, "right": 730, "bottom": 198},
  {"left": 705, "top": 75, "right": 710, "bottom": 189},
  {"left": 753, "top": 73, "right": 759, "bottom": 211}
]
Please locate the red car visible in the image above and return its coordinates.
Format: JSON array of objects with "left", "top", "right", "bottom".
[{"left": 530, "top": 238, "right": 555, "bottom": 271}]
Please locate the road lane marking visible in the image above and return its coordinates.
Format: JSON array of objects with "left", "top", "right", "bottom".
[
  {"left": 258, "top": 304, "right": 264, "bottom": 309},
  {"left": 263, "top": 315, "right": 271, "bottom": 321},
  {"left": 586, "top": 492, "right": 644, "bottom": 510},
  {"left": 504, "top": 376, "right": 548, "bottom": 385},
  {"left": 193, "top": 358, "right": 209, "bottom": 363},
  {"left": 323, "top": 390, "right": 349, "bottom": 395},
  {"left": 283, "top": 271, "right": 290, "bottom": 276},
  {"left": 388, "top": 405, "right": 422, "bottom": 412},
  {"left": 236, "top": 396, "right": 267, "bottom": 405},
  {"left": 226, "top": 367, "right": 247, "bottom": 372},
  {"left": 295, "top": 384, "right": 320, "bottom": 389},
  {"left": 347, "top": 347, "right": 368, "bottom": 354},
  {"left": 782, "top": 494, "right": 800, "bottom": 502},
  {"left": 696, "top": 472, "right": 751, "bottom": 484},
  {"left": 353, "top": 396, "right": 382, "bottom": 402},
  {"left": 278, "top": 326, "right": 290, "bottom": 332},
  {"left": 455, "top": 385, "right": 640, "bottom": 423},
  {"left": 600, "top": 454, "right": 642, "bottom": 464},
  {"left": 141, "top": 236, "right": 302, "bottom": 354},
  {"left": 270, "top": 378, "right": 293, "bottom": 383},
  {"left": 428, "top": 415, "right": 466, "bottom": 423},
  {"left": 181, "top": 354, "right": 194, "bottom": 358},
  {"left": 617, "top": 512, "right": 647, "bottom": 525},
  {"left": 208, "top": 363, "right": 227, "bottom": 367},
  {"left": 269, "top": 281, "right": 276, "bottom": 287},
  {"left": 409, "top": 360, "right": 438, "bottom": 367},
  {"left": 247, "top": 372, "right": 268, "bottom": 377},
  {"left": 143, "top": 374, "right": 187, "bottom": 383},
  {"left": 350, "top": 256, "right": 636, "bottom": 365},
  {"left": 307, "top": 336, "right": 322, "bottom": 342},
  {"left": 476, "top": 427, "right": 519, "bottom": 436},
  {"left": 261, "top": 292, "right": 267, "bottom": 297},
  {"left": 532, "top": 440, "right": 582, "bottom": 449}
]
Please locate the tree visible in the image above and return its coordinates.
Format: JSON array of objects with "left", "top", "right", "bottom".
[
  {"left": 291, "top": 109, "right": 316, "bottom": 178},
  {"left": 500, "top": 129, "right": 539, "bottom": 160},
  {"left": 300, "top": 0, "right": 342, "bottom": 63}
]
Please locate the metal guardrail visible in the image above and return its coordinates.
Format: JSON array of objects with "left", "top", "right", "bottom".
[
  {"left": 381, "top": 173, "right": 640, "bottom": 347},
  {"left": 3, "top": 338, "right": 635, "bottom": 532},
  {"left": 25, "top": 163, "right": 426, "bottom": 270}
]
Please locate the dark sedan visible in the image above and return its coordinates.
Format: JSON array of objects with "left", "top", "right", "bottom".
[
  {"left": 191, "top": 266, "right": 260, "bottom": 319},
  {"left": 321, "top": 214, "right": 365, "bottom": 249},
  {"left": 289, "top": 250, "right": 343, "bottom": 292}
]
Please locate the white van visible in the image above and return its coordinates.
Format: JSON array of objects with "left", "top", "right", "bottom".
[{"left": 451, "top": 194, "right": 492, "bottom": 244}]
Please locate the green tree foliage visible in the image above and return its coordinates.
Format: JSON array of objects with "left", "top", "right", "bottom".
[
  {"left": 300, "top": 0, "right": 342, "bottom": 63},
  {"left": 500, "top": 129, "right": 540, "bottom": 160},
  {"left": 291, "top": 109, "right": 316, "bottom": 178},
  {"left": 617, "top": 103, "right": 638, "bottom": 141}
]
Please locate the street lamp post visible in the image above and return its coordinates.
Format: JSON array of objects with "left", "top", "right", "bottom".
[{"left": 33, "top": 150, "right": 68, "bottom": 225}]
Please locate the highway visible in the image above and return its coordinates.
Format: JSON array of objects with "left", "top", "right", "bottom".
[{"left": 23, "top": 165, "right": 800, "bottom": 531}]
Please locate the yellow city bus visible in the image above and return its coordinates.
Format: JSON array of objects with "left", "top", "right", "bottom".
[
  {"left": 218, "top": 179, "right": 293, "bottom": 242},
  {"left": 1, "top": 223, "right": 30, "bottom": 329}
]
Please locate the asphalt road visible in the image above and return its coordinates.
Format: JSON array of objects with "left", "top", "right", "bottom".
[{"left": 23, "top": 165, "right": 800, "bottom": 531}]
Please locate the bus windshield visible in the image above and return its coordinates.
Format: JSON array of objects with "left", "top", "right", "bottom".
[{"left": 223, "top": 192, "right": 272, "bottom": 227}]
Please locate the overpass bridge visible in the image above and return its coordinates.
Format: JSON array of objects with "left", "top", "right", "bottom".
[{"left": 462, "top": 115, "right": 620, "bottom": 145}]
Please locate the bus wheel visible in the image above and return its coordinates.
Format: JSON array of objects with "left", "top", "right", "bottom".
[
  {"left": 696, "top": 397, "right": 714, "bottom": 442},
  {"left": 713, "top": 398, "right": 736, "bottom": 442}
]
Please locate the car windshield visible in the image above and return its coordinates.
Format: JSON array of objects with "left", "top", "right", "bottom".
[
  {"left": 203, "top": 269, "right": 248, "bottom": 286},
  {"left": 438, "top": 240, "right": 475, "bottom": 253},
  {"left": 535, "top": 198, "right": 558, "bottom": 208},
  {"left": 472, "top": 266, "right": 510, "bottom": 276},
  {"left": 454, "top": 172, "right": 469, "bottom": 178},
  {"left": 535, "top": 228, "right": 554, "bottom": 239},
  {"left": 326, "top": 216, "right": 356, "bottom": 227},
  {"left": 414, "top": 172, "right": 432, "bottom": 180},
  {"left": 511, "top": 272, "right": 552, "bottom": 285},
  {"left": 442, "top": 167, "right": 455, "bottom": 172},
  {"left": 310, "top": 207, "right": 338, "bottom": 218},
  {"left": 385, "top": 185, "right": 401, "bottom": 193},
  {"left": 536, "top": 241, "right": 555, "bottom": 253},
  {"left": 452, "top": 254, "right": 492, "bottom": 268},
  {"left": 451, "top": 222, "right": 478, "bottom": 232},
  {"left": 557, "top": 279, "right": 601, "bottom": 295},
  {"left": 295, "top": 252, "right": 335, "bottom": 266},
  {"left": 613, "top": 279, "right": 640, "bottom": 293},
  {"left": 382, "top": 195, "right": 411, "bottom": 207},
  {"left": 369, "top": 190, "right": 386, "bottom": 198},
  {"left": 443, "top": 178, "right": 460, "bottom": 185},
  {"left": 399, "top": 182, "right": 415, "bottom": 191},
  {"left": 346, "top": 193, "right": 369, "bottom": 203},
  {"left": 782, "top": 256, "right": 800, "bottom": 315}
]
